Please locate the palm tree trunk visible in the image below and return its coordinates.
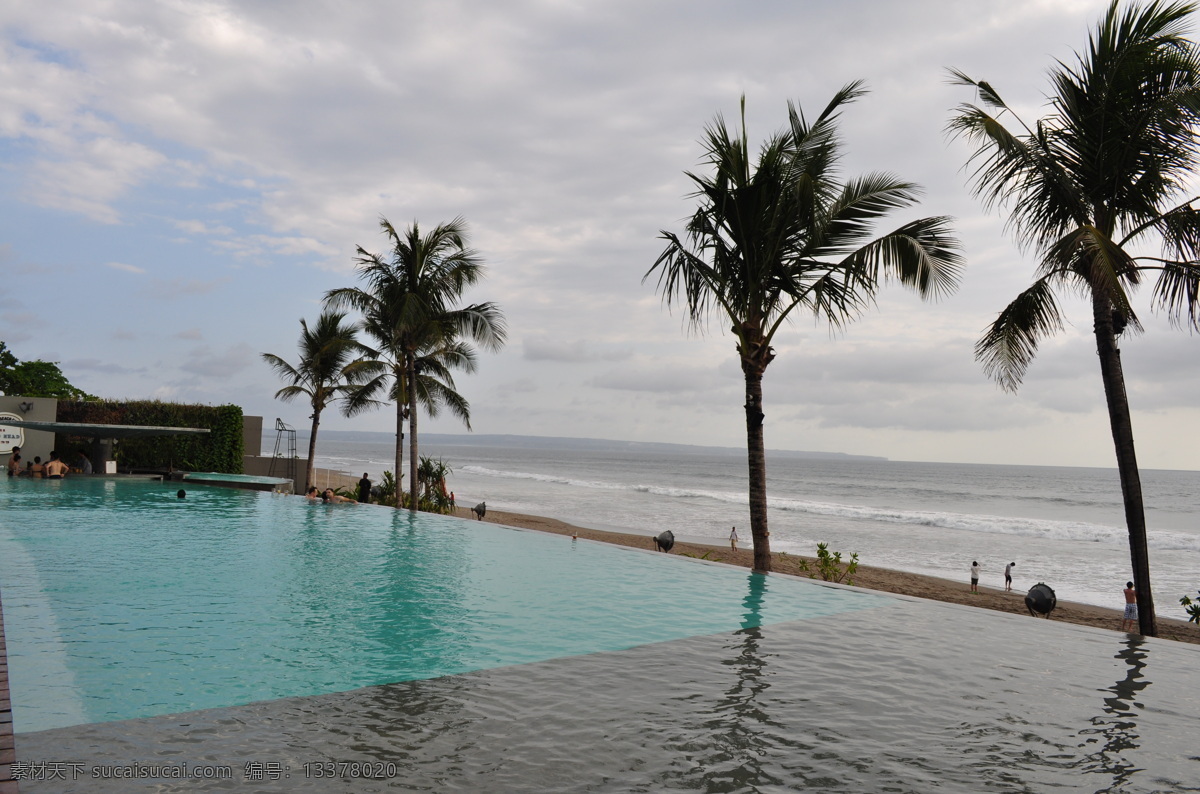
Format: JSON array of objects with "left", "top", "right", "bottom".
[
  {"left": 408, "top": 357, "right": 419, "bottom": 514},
  {"left": 306, "top": 412, "right": 320, "bottom": 493},
  {"left": 741, "top": 353, "right": 772, "bottom": 573},
  {"left": 394, "top": 396, "right": 404, "bottom": 509},
  {"left": 1092, "top": 292, "right": 1156, "bottom": 636}
]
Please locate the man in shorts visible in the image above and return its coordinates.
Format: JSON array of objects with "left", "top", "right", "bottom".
[
  {"left": 1121, "top": 581, "right": 1139, "bottom": 632},
  {"left": 970, "top": 561, "right": 981, "bottom": 593},
  {"left": 1004, "top": 561, "right": 1016, "bottom": 592},
  {"left": 44, "top": 451, "right": 70, "bottom": 479}
]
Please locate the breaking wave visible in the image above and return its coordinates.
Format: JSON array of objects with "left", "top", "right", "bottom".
[{"left": 458, "top": 465, "right": 1200, "bottom": 553}]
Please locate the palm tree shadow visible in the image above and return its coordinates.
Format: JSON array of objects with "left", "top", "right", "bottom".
[{"left": 1077, "top": 635, "right": 1151, "bottom": 790}]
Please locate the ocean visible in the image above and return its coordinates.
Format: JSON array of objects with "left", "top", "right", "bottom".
[{"left": 287, "top": 431, "right": 1200, "bottom": 620}]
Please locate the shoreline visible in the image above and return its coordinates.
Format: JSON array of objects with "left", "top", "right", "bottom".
[{"left": 450, "top": 505, "right": 1200, "bottom": 646}]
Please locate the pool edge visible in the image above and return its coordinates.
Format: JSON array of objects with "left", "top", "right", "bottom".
[{"left": 0, "top": 587, "right": 20, "bottom": 793}]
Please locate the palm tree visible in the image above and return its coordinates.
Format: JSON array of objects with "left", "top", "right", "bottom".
[
  {"left": 342, "top": 331, "right": 475, "bottom": 507},
  {"left": 326, "top": 217, "right": 506, "bottom": 510},
  {"left": 261, "top": 311, "right": 372, "bottom": 490},
  {"left": 949, "top": 1, "right": 1200, "bottom": 636},
  {"left": 648, "top": 89, "right": 963, "bottom": 573}
]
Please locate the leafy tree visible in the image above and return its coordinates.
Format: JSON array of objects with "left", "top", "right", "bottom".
[
  {"left": 261, "top": 311, "right": 374, "bottom": 490},
  {"left": 0, "top": 342, "right": 95, "bottom": 399},
  {"left": 648, "top": 89, "right": 963, "bottom": 573},
  {"left": 326, "top": 217, "right": 506, "bottom": 511},
  {"left": 949, "top": 0, "right": 1200, "bottom": 636}
]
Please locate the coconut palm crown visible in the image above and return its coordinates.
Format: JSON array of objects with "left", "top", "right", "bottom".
[
  {"left": 325, "top": 217, "right": 506, "bottom": 511},
  {"left": 261, "top": 311, "right": 374, "bottom": 490},
  {"left": 648, "top": 87, "right": 963, "bottom": 573},
  {"left": 949, "top": 0, "right": 1200, "bottom": 635}
]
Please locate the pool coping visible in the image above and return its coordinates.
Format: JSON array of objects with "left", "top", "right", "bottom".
[{"left": 0, "top": 588, "right": 19, "bottom": 793}]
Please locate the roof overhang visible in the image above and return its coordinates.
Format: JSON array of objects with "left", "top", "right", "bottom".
[{"left": 0, "top": 420, "right": 210, "bottom": 440}]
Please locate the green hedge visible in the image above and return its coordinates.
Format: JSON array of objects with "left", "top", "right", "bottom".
[{"left": 55, "top": 400, "right": 244, "bottom": 473}]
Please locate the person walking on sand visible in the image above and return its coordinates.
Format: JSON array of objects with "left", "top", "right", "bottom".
[
  {"left": 1121, "top": 581, "right": 1139, "bottom": 632},
  {"left": 1004, "top": 561, "right": 1016, "bottom": 592},
  {"left": 970, "top": 561, "right": 981, "bottom": 594},
  {"left": 730, "top": 526, "right": 738, "bottom": 551}
]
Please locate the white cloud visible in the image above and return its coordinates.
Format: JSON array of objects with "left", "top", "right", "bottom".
[
  {"left": 106, "top": 261, "right": 146, "bottom": 274},
  {"left": 1, "top": 0, "right": 1195, "bottom": 470}
]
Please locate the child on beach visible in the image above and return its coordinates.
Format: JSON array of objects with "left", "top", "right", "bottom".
[{"left": 970, "top": 561, "right": 981, "bottom": 593}]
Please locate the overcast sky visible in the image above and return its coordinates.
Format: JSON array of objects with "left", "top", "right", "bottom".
[{"left": 1, "top": 0, "right": 1197, "bottom": 470}]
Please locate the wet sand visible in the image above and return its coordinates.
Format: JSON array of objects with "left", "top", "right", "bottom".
[{"left": 450, "top": 505, "right": 1200, "bottom": 646}]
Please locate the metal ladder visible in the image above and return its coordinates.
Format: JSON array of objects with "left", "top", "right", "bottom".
[{"left": 268, "top": 418, "right": 297, "bottom": 484}]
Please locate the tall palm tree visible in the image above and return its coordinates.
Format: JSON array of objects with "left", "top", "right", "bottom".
[
  {"left": 261, "top": 311, "right": 372, "bottom": 490},
  {"left": 949, "top": 0, "right": 1200, "bottom": 636},
  {"left": 326, "top": 217, "right": 506, "bottom": 510},
  {"left": 342, "top": 330, "right": 475, "bottom": 503},
  {"left": 648, "top": 88, "right": 963, "bottom": 573}
]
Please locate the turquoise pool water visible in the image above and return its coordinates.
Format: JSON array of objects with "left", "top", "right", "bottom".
[{"left": 0, "top": 477, "right": 885, "bottom": 733}]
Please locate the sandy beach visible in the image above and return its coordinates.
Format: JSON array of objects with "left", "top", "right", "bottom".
[{"left": 451, "top": 505, "right": 1200, "bottom": 647}]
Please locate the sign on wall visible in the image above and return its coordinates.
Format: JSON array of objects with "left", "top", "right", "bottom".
[{"left": 0, "top": 412, "right": 24, "bottom": 455}]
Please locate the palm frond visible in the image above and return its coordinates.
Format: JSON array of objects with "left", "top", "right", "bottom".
[
  {"left": 976, "top": 278, "right": 1067, "bottom": 391},
  {"left": 843, "top": 216, "right": 965, "bottom": 300},
  {"left": 1150, "top": 258, "right": 1200, "bottom": 328}
]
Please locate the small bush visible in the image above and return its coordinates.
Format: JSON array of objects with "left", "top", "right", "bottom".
[
  {"left": 797, "top": 542, "right": 859, "bottom": 585},
  {"left": 1179, "top": 592, "right": 1200, "bottom": 625}
]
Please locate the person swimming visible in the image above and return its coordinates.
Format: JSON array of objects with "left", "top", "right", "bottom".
[{"left": 321, "top": 488, "right": 356, "bottom": 504}]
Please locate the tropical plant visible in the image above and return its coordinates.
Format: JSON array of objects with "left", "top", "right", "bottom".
[
  {"left": 377, "top": 469, "right": 398, "bottom": 507},
  {"left": 948, "top": 1, "right": 1200, "bottom": 636},
  {"left": 417, "top": 456, "right": 452, "bottom": 504},
  {"left": 326, "top": 217, "right": 506, "bottom": 512},
  {"left": 647, "top": 88, "right": 963, "bottom": 573},
  {"left": 1180, "top": 591, "right": 1200, "bottom": 625},
  {"left": 261, "top": 311, "right": 373, "bottom": 490},
  {"left": 797, "top": 542, "right": 859, "bottom": 585}
]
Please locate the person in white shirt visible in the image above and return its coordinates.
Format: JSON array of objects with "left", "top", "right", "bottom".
[
  {"left": 1004, "top": 561, "right": 1016, "bottom": 592},
  {"left": 970, "top": 561, "right": 982, "bottom": 593}
]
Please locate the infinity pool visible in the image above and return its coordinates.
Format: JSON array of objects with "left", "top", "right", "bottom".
[
  {"left": 3, "top": 476, "right": 1199, "bottom": 792},
  {"left": 0, "top": 477, "right": 882, "bottom": 732}
]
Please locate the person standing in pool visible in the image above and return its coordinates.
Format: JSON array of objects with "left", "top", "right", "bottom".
[
  {"left": 1004, "top": 561, "right": 1016, "bottom": 592},
  {"left": 357, "top": 473, "right": 372, "bottom": 503},
  {"left": 970, "top": 561, "right": 982, "bottom": 593},
  {"left": 6, "top": 449, "right": 20, "bottom": 477},
  {"left": 1121, "top": 581, "right": 1139, "bottom": 632},
  {"left": 44, "top": 451, "right": 69, "bottom": 479}
]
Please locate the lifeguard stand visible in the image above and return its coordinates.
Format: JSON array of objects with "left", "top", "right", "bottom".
[{"left": 268, "top": 418, "right": 297, "bottom": 484}]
